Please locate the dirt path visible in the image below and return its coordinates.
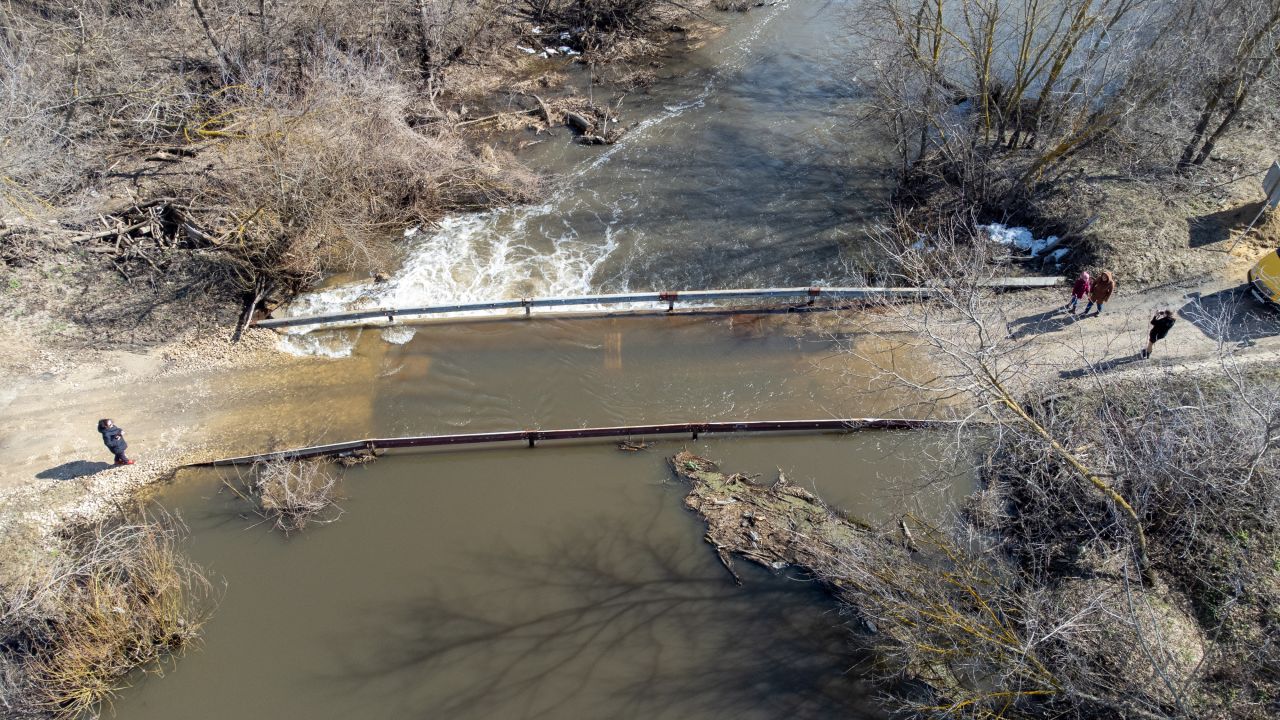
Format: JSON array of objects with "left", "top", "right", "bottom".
[
  {"left": 3, "top": 252, "right": 1278, "bottom": 578},
  {"left": 0, "top": 328, "right": 398, "bottom": 581},
  {"left": 999, "top": 252, "right": 1280, "bottom": 387}
]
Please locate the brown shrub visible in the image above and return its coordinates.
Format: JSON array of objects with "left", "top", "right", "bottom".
[
  {"left": 0, "top": 512, "right": 215, "bottom": 719},
  {"left": 248, "top": 458, "right": 343, "bottom": 534},
  {"left": 171, "top": 56, "right": 540, "bottom": 293}
]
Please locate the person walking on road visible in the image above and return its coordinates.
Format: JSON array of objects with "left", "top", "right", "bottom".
[
  {"left": 1084, "top": 270, "right": 1115, "bottom": 316},
  {"left": 97, "top": 419, "right": 134, "bottom": 465},
  {"left": 1066, "top": 271, "right": 1091, "bottom": 314},
  {"left": 1142, "top": 310, "right": 1176, "bottom": 359}
]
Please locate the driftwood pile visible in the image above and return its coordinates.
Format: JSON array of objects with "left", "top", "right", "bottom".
[
  {"left": 456, "top": 94, "right": 631, "bottom": 144},
  {"left": 669, "top": 450, "right": 893, "bottom": 584}
]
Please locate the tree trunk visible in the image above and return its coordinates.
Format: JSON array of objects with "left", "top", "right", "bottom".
[
  {"left": 190, "top": 0, "right": 232, "bottom": 71},
  {"left": 1191, "top": 40, "right": 1280, "bottom": 166}
]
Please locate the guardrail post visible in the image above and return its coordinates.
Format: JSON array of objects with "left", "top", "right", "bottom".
[
  {"left": 385, "top": 309, "right": 395, "bottom": 323},
  {"left": 522, "top": 298, "right": 532, "bottom": 317},
  {"left": 527, "top": 431, "right": 537, "bottom": 448},
  {"left": 660, "top": 291, "right": 677, "bottom": 312},
  {"left": 808, "top": 287, "right": 820, "bottom": 306}
]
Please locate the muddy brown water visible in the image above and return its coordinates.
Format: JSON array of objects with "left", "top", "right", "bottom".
[
  {"left": 110, "top": 313, "right": 958, "bottom": 720},
  {"left": 108, "top": 2, "right": 955, "bottom": 717},
  {"left": 116, "top": 435, "right": 955, "bottom": 720},
  {"left": 201, "top": 314, "right": 932, "bottom": 455}
]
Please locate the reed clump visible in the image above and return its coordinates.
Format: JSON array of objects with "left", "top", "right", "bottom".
[
  {"left": 0, "top": 512, "right": 214, "bottom": 720},
  {"left": 249, "top": 458, "right": 344, "bottom": 534}
]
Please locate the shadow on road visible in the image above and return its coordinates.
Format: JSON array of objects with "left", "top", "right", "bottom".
[
  {"left": 1058, "top": 353, "right": 1145, "bottom": 379},
  {"left": 1178, "top": 286, "right": 1280, "bottom": 346},
  {"left": 36, "top": 460, "right": 113, "bottom": 480},
  {"left": 1008, "top": 307, "right": 1077, "bottom": 339},
  {"left": 1187, "top": 201, "right": 1262, "bottom": 248}
]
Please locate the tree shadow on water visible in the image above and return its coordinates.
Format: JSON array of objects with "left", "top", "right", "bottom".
[{"left": 331, "top": 525, "right": 884, "bottom": 720}]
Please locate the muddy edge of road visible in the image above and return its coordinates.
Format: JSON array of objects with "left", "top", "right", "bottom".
[{"left": 5, "top": 1, "right": 1280, "bottom": 716}]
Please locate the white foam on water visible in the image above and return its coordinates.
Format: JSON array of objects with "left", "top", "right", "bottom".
[
  {"left": 276, "top": 1, "right": 791, "bottom": 356},
  {"left": 381, "top": 325, "right": 417, "bottom": 344},
  {"left": 277, "top": 328, "right": 361, "bottom": 358}
]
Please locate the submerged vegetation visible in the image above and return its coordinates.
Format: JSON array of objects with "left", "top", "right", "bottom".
[
  {"left": 675, "top": 355, "right": 1280, "bottom": 720},
  {"left": 0, "top": 511, "right": 215, "bottom": 720},
  {"left": 238, "top": 458, "right": 344, "bottom": 534}
]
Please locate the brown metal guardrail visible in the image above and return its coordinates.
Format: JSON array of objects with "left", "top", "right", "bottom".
[
  {"left": 200, "top": 417, "right": 952, "bottom": 466},
  {"left": 256, "top": 279, "right": 1063, "bottom": 332}
]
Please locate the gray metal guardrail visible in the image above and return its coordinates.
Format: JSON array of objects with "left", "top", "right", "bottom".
[
  {"left": 200, "top": 417, "right": 952, "bottom": 466},
  {"left": 255, "top": 279, "right": 1062, "bottom": 331}
]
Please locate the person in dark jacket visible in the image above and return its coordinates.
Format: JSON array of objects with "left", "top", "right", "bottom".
[
  {"left": 1142, "top": 310, "right": 1176, "bottom": 359},
  {"left": 98, "top": 419, "right": 133, "bottom": 465}
]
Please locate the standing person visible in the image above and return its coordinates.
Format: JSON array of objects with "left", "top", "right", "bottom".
[
  {"left": 1143, "top": 310, "right": 1176, "bottom": 359},
  {"left": 1084, "top": 270, "right": 1115, "bottom": 316},
  {"left": 97, "top": 419, "right": 134, "bottom": 465},
  {"left": 1066, "top": 271, "right": 1091, "bottom": 314}
]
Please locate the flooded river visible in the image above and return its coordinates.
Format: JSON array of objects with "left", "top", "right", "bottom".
[
  {"left": 110, "top": 1, "right": 942, "bottom": 717},
  {"left": 282, "top": 0, "right": 888, "bottom": 357},
  {"left": 115, "top": 434, "right": 952, "bottom": 720},
  {"left": 111, "top": 313, "right": 954, "bottom": 719}
]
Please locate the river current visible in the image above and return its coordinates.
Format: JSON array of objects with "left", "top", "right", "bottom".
[
  {"left": 111, "top": 3, "right": 933, "bottom": 718},
  {"left": 280, "top": 0, "right": 888, "bottom": 357}
]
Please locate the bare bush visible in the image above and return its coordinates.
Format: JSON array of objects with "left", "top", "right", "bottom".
[
  {"left": 246, "top": 458, "right": 343, "bottom": 533},
  {"left": 0, "top": 511, "right": 215, "bottom": 719},
  {"left": 673, "top": 451, "right": 1212, "bottom": 719},
  {"left": 176, "top": 51, "right": 539, "bottom": 295},
  {"left": 858, "top": 0, "right": 1280, "bottom": 197},
  {"left": 826, "top": 214, "right": 1280, "bottom": 718},
  {"left": 515, "top": 0, "right": 672, "bottom": 33},
  {"left": 0, "top": 0, "right": 539, "bottom": 308}
]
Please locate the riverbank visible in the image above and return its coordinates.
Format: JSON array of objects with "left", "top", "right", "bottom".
[
  {"left": 5, "top": 0, "right": 1280, "bottom": 716},
  {"left": 5, "top": 237, "right": 1280, "bottom": 719},
  {"left": 0, "top": 0, "right": 721, "bottom": 361},
  {"left": 6, "top": 251, "right": 1279, "bottom": 568}
]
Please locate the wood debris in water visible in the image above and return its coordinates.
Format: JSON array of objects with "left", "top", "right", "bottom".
[{"left": 668, "top": 450, "right": 882, "bottom": 585}]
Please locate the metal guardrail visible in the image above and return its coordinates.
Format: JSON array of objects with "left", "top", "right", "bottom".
[
  {"left": 200, "top": 417, "right": 950, "bottom": 466},
  {"left": 255, "top": 279, "right": 1063, "bottom": 331}
]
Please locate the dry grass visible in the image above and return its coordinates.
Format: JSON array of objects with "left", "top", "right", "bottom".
[
  {"left": 175, "top": 57, "right": 540, "bottom": 294},
  {"left": 0, "top": 0, "right": 705, "bottom": 343},
  {"left": 0, "top": 511, "right": 215, "bottom": 719},
  {"left": 244, "top": 458, "right": 343, "bottom": 534}
]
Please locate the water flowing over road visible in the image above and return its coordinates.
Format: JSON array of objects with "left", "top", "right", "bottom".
[
  {"left": 113, "top": 4, "right": 934, "bottom": 718},
  {"left": 282, "top": 0, "right": 889, "bottom": 356}
]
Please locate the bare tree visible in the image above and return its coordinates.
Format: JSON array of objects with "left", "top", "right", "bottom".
[
  {"left": 817, "top": 213, "right": 1280, "bottom": 718},
  {"left": 1174, "top": 0, "right": 1280, "bottom": 169}
]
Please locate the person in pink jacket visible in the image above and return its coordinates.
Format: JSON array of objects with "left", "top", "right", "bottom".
[{"left": 1066, "top": 271, "right": 1091, "bottom": 315}]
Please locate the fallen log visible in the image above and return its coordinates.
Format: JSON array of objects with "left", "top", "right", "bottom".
[
  {"left": 564, "top": 111, "right": 593, "bottom": 134},
  {"left": 455, "top": 108, "right": 540, "bottom": 128},
  {"left": 670, "top": 451, "right": 889, "bottom": 585}
]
